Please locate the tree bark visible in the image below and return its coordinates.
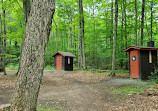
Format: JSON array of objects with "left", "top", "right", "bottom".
[
  {"left": 78, "top": 0, "right": 86, "bottom": 69},
  {"left": 93, "top": 4, "right": 96, "bottom": 67},
  {"left": 105, "top": 7, "right": 108, "bottom": 49},
  {"left": 110, "top": 0, "right": 113, "bottom": 48},
  {"left": 1, "top": 0, "right": 6, "bottom": 75},
  {"left": 124, "top": 0, "right": 128, "bottom": 70},
  {"left": 135, "top": 0, "right": 138, "bottom": 46},
  {"left": 64, "top": 17, "right": 67, "bottom": 49},
  {"left": 0, "top": 14, "right": 4, "bottom": 72},
  {"left": 150, "top": 0, "right": 153, "bottom": 41},
  {"left": 141, "top": 0, "right": 145, "bottom": 45},
  {"left": 120, "top": 1, "right": 124, "bottom": 68},
  {"left": 53, "top": 19, "right": 58, "bottom": 51},
  {"left": 9, "top": 40, "right": 12, "bottom": 63},
  {"left": 111, "top": 0, "right": 118, "bottom": 76},
  {"left": 11, "top": 0, "right": 55, "bottom": 110},
  {"left": 16, "top": 0, "right": 32, "bottom": 75},
  {"left": 70, "top": 8, "right": 73, "bottom": 51}
]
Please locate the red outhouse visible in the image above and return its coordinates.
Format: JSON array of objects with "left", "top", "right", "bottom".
[
  {"left": 124, "top": 42, "right": 158, "bottom": 80},
  {"left": 52, "top": 51, "right": 76, "bottom": 71}
]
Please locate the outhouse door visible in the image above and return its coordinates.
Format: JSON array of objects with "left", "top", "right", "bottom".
[
  {"left": 56, "top": 55, "right": 62, "bottom": 70},
  {"left": 130, "top": 50, "right": 139, "bottom": 79}
]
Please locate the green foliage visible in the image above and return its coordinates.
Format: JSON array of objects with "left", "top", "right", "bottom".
[
  {"left": 44, "top": 65, "right": 54, "bottom": 70},
  {"left": 112, "top": 85, "right": 145, "bottom": 97},
  {"left": 148, "top": 68, "right": 158, "bottom": 84},
  {"left": 6, "top": 63, "right": 19, "bottom": 70},
  {"left": 2, "top": 0, "right": 158, "bottom": 71},
  {"left": 37, "top": 106, "right": 63, "bottom": 111}
]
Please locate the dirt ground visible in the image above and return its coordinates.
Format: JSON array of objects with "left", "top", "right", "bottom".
[{"left": 0, "top": 70, "right": 158, "bottom": 111}]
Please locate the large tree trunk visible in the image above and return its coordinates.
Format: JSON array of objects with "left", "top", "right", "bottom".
[
  {"left": 78, "top": 0, "right": 86, "bottom": 69},
  {"left": 141, "top": 0, "right": 145, "bottom": 45},
  {"left": 111, "top": 0, "right": 118, "bottom": 76},
  {"left": 11, "top": 0, "right": 55, "bottom": 110}
]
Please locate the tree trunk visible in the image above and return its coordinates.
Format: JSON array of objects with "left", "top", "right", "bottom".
[
  {"left": 23, "top": 0, "right": 31, "bottom": 23},
  {"left": 9, "top": 40, "right": 12, "bottom": 63},
  {"left": 73, "top": 25, "right": 77, "bottom": 56},
  {"left": 64, "top": 17, "right": 67, "bottom": 49},
  {"left": 135, "top": 0, "right": 138, "bottom": 46},
  {"left": 105, "top": 7, "right": 108, "bottom": 49},
  {"left": 16, "top": 0, "right": 31, "bottom": 75},
  {"left": 1, "top": 0, "right": 6, "bottom": 75},
  {"left": 52, "top": 31, "right": 55, "bottom": 52},
  {"left": 53, "top": 19, "right": 58, "bottom": 51},
  {"left": 0, "top": 14, "right": 3, "bottom": 72},
  {"left": 124, "top": 0, "right": 128, "bottom": 70},
  {"left": 111, "top": 0, "right": 118, "bottom": 76},
  {"left": 120, "top": 1, "right": 124, "bottom": 68},
  {"left": 150, "top": 0, "right": 153, "bottom": 41},
  {"left": 70, "top": 8, "right": 73, "bottom": 51},
  {"left": 141, "top": 0, "right": 145, "bottom": 45},
  {"left": 11, "top": 0, "right": 55, "bottom": 110},
  {"left": 78, "top": 0, "right": 86, "bottom": 69},
  {"left": 68, "top": 28, "right": 70, "bottom": 50},
  {"left": 93, "top": 4, "right": 96, "bottom": 67},
  {"left": 110, "top": 0, "right": 113, "bottom": 48}
]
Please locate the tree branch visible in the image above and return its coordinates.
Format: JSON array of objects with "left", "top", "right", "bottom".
[{"left": 16, "top": 0, "right": 23, "bottom": 10}]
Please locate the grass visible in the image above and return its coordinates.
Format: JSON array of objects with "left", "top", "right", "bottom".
[
  {"left": 37, "top": 106, "right": 63, "bottom": 111},
  {"left": 6, "top": 64, "right": 19, "bottom": 70},
  {"left": 6, "top": 64, "right": 54, "bottom": 70},
  {"left": 112, "top": 85, "right": 145, "bottom": 97},
  {"left": 44, "top": 65, "right": 54, "bottom": 70}
]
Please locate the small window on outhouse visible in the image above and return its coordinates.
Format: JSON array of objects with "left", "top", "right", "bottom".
[
  {"left": 68, "top": 57, "right": 70, "bottom": 64},
  {"left": 149, "top": 51, "right": 152, "bottom": 63}
]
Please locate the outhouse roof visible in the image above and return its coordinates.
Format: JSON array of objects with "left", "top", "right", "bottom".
[
  {"left": 52, "top": 51, "right": 76, "bottom": 57},
  {"left": 124, "top": 46, "right": 158, "bottom": 52}
]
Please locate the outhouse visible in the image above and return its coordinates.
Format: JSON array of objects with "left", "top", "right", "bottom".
[
  {"left": 52, "top": 51, "right": 76, "bottom": 71},
  {"left": 123, "top": 41, "right": 158, "bottom": 80}
]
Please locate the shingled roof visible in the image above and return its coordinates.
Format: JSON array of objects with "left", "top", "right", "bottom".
[
  {"left": 124, "top": 46, "right": 158, "bottom": 52},
  {"left": 52, "top": 51, "right": 76, "bottom": 57}
]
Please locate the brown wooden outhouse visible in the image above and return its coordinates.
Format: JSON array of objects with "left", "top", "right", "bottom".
[
  {"left": 124, "top": 42, "right": 158, "bottom": 80},
  {"left": 52, "top": 51, "right": 76, "bottom": 71}
]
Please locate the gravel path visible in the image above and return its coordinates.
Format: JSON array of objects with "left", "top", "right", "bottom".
[{"left": 107, "top": 78, "right": 148, "bottom": 86}]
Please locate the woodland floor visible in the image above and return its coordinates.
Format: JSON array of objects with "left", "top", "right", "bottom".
[{"left": 0, "top": 70, "right": 158, "bottom": 111}]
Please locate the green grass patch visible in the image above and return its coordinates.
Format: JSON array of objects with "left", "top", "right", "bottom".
[
  {"left": 115, "top": 69, "right": 129, "bottom": 73},
  {"left": 112, "top": 85, "right": 145, "bottom": 97},
  {"left": 6, "top": 64, "right": 54, "bottom": 70},
  {"left": 6, "top": 64, "right": 19, "bottom": 70},
  {"left": 37, "top": 106, "right": 63, "bottom": 111},
  {"left": 44, "top": 65, "right": 54, "bottom": 70}
]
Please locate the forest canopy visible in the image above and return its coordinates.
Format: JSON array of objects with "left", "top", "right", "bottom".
[{"left": 0, "top": 0, "right": 158, "bottom": 70}]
